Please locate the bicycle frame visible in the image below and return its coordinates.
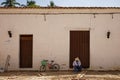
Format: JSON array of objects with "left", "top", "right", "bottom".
[{"left": 45, "top": 60, "right": 54, "bottom": 69}]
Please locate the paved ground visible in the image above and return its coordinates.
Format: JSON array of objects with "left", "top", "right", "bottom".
[{"left": 0, "top": 70, "right": 120, "bottom": 80}]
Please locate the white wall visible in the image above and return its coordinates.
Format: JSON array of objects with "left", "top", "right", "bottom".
[
  {"left": 0, "top": 8, "right": 120, "bottom": 70},
  {"left": 90, "top": 14, "right": 120, "bottom": 70}
]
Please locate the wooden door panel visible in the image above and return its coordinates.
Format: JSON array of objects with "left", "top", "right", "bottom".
[
  {"left": 20, "top": 35, "right": 33, "bottom": 68},
  {"left": 70, "top": 31, "right": 89, "bottom": 68}
]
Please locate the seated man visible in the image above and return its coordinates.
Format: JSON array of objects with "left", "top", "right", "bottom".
[{"left": 73, "top": 57, "right": 82, "bottom": 72}]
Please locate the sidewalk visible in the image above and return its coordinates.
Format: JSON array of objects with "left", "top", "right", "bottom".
[{"left": 0, "top": 70, "right": 120, "bottom": 80}]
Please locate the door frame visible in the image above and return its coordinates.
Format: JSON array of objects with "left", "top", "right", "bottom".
[
  {"left": 69, "top": 30, "right": 90, "bottom": 68},
  {"left": 19, "top": 34, "right": 33, "bottom": 68}
]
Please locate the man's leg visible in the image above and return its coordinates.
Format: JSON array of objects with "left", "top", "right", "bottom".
[
  {"left": 73, "top": 66, "right": 78, "bottom": 72},
  {"left": 78, "top": 65, "right": 82, "bottom": 71}
]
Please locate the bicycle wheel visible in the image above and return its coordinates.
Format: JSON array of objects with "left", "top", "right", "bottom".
[
  {"left": 40, "top": 65, "right": 46, "bottom": 72},
  {"left": 53, "top": 64, "right": 60, "bottom": 71}
]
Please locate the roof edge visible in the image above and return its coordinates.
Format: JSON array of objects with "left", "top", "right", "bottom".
[{"left": 0, "top": 7, "right": 120, "bottom": 9}]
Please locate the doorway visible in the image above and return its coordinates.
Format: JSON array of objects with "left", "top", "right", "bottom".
[
  {"left": 20, "top": 35, "right": 33, "bottom": 68},
  {"left": 70, "top": 31, "right": 90, "bottom": 68}
]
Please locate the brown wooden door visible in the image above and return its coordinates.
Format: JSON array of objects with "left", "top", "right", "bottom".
[
  {"left": 70, "top": 31, "right": 90, "bottom": 68},
  {"left": 20, "top": 35, "right": 33, "bottom": 68}
]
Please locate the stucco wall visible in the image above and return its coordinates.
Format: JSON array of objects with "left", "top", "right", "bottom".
[{"left": 0, "top": 8, "right": 120, "bottom": 70}]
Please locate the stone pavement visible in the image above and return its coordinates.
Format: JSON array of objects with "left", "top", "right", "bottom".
[{"left": 0, "top": 70, "right": 120, "bottom": 80}]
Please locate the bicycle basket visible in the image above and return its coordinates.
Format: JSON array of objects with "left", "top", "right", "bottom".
[{"left": 41, "top": 60, "right": 47, "bottom": 66}]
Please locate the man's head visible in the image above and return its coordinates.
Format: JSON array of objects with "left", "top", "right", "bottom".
[
  {"left": 75, "top": 57, "right": 79, "bottom": 61},
  {"left": 76, "top": 60, "right": 78, "bottom": 62}
]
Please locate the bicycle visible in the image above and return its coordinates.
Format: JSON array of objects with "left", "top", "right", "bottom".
[{"left": 40, "top": 60, "right": 60, "bottom": 72}]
